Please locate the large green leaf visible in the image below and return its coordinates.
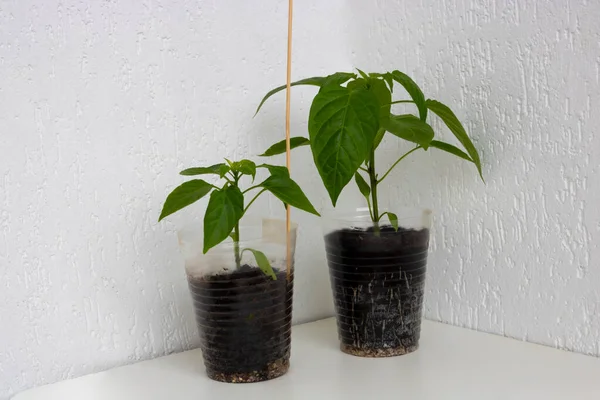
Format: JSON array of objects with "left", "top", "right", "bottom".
[
  {"left": 369, "top": 78, "right": 392, "bottom": 123},
  {"left": 158, "top": 180, "right": 213, "bottom": 221},
  {"left": 255, "top": 72, "right": 355, "bottom": 115},
  {"left": 346, "top": 78, "right": 367, "bottom": 91},
  {"left": 308, "top": 85, "right": 380, "bottom": 205},
  {"left": 348, "top": 78, "right": 392, "bottom": 145},
  {"left": 260, "top": 137, "right": 310, "bottom": 157},
  {"left": 390, "top": 70, "right": 427, "bottom": 121},
  {"left": 180, "top": 163, "right": 230, "bottom": 178},
  {"left": 203, "top": 186, "right": 244, "bottom": 253},
  {"left": 354, "top": 172, "right": 370, "bottom": 198},
  {"left": 382, "top": 114, "right": 434, "bottom": 148},
  {"left": 260, "top": 174, "right": 320, "bottom": 216},
  {"left": 242, "top": 248, "right": 276, "bottom": 280},
  {"left": 429, "top": 140, "right": 472, "bottom": 162},
  {"left": 346, "top": 78, "right": 391, "bottom": 123},
  {"left": 426, "top": 100, "right": 483, "bottom": 179}
]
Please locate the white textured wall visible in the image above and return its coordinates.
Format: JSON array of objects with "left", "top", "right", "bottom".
[
  {"left": 0, "top": 1, "right": 348, "bottom": 397},
  {"left": 3, "top": 0, "right": 600, "bottom": 397},
  {"left": 347, "top": 0, "right": 600, "bottom": 356}
]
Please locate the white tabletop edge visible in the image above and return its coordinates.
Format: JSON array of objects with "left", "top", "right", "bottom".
[{"left": 13, "top": 318, "right": 600, "bottom": 400}]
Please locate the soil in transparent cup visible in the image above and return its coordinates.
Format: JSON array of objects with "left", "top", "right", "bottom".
[
  {"left": 179, "top": 219, "right": 296, "bottom": 383},
  {"left": 323, "top": 208, "right": 431, "bottom": 357}
]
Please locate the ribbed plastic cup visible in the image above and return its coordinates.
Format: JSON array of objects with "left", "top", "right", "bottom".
[
  {"left": 178, "top": 219, "right": 296, "bottom": 383},
  {"left": 323, "top": 207, "right": 431, "bottom": 357}
]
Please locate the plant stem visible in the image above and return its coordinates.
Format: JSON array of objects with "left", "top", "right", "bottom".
[
  {"left": 366, "top": 195, "right": 374, "bottom": 222},
  {"left": 368, "top": 148, "right": 381, "bottom": 234},
  {"left": 377, "top": 146, "right": 422, "bottom": 184},
  {"left": 241, "top": 184, "right": 261, "bottom": 194},
  {"left": 233, "top": 222, "right": 241, "bottom": 269},
  {"left": 244, "top": 188, "right": 267, "bottom": 213},
  {"left": 387, "top": 99, "right": 415, "bottom": 106},
  {"left": 232, "top": 172, "right": 241, "bottom": 269}
]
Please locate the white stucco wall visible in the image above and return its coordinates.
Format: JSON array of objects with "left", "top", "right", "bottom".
[
  {"left": 2, "top": 0, "right": 600, "bottom": 397},
  {"left": 346, "top": 0, "right": 600, "bottom": 356},
  {"left": 0, "top": 1, "right": 349, "bottom": 397}
]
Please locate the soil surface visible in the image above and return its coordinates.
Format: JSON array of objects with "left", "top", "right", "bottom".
[
  {"left": 324, "top": 225, "right": 429, "bottom": 357},
  {"left": 188, "top": 265, "right": 293, "bottom": 382}
]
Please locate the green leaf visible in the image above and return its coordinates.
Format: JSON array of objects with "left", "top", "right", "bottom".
[
  {"left": 322, "top": 72, "right": 357, "bottom": 87},
  {"left": 346, "top": 78, "right": 367, "bottom": 91},
  {"left": 242, "top": 248, "right": 276, "bottom": 280},
  {"left": 382, "top": 114, "right": 434, "bottom": 148},
  {"left": 308, "top": 85, "right": 380, "bottom": 205},
  {"left": 383, "top": 74, "right": 394, "bottom": 93},
  {"left": 386, "top": 212, "right": 399, "bottom": 231},
  {"left": 236, "top": 159, "right": 256, "bottom": 181},
  {"left": 390, "top": 70, "right": 427, "bottom": 121},
  {"left": 369, "top": 78, "right": 392, "bottom": 123},
  {"left": 373, "top": 127, "right": 386, "bottom": 149},
  {"left": 258, "top": 164, "right": 290, "bottom": 177},
  {"left": 429, "top": 140, "right": 473, "bottom": 161},
  {"left": 354, "top": 172, "right": 370, "bottom": 198},
  {"left": 158, "top": 180, "right": 213, "bottom": 221},
  {"left": 426, "top": 99, "right": 483, "bottom": 180},
  {"left": 255, "top": 72, "right": 355, "bottom": 115},
  {"left": 356, "top": 68, "right": 369, "bottom": 79},
  {"left": 346, "top": 77, "right": 391, "bottom": 138},
  {"left": 180, "top": 163, "right": 230, "bottom": 178},
  {"left": 203, "top": 186, "right": 244, "bottom": 253},
  {"left": 255, "top": 77, "right": 323, "bottom": 115},
  {"left": 260, "top": 174, "right": 320, "bottom": 216},
  {"left": 260, "top": 137, "right": 310, "bottom": 157}
]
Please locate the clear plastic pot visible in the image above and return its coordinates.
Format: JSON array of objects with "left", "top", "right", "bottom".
[
  {"left": 323, "top": 207, "right": 432, "bottom": 357},
  {"left": 178, "top": 218, "right": 297, "bottom": 382}
]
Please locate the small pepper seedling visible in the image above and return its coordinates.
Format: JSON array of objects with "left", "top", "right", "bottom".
[{"left": 159, "top": 159, "right": 319, "bottom": 278}]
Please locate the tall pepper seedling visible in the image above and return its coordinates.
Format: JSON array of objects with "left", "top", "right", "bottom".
[{"left": 257, "top": 69, "right": 483, "bottom": 232}]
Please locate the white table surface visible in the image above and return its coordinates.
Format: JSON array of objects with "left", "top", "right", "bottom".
[{"left": 14, "top": 318, "right": 600, "bottom": 400}]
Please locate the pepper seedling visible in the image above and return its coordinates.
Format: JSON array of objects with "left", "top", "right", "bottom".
[
  {"left": 159, "top": 159, "right": 319, "bottom": 278},
  {"left": 257, "top": 69, "right": 482, "bottom": 232}
]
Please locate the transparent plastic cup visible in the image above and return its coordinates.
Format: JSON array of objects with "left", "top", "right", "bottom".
[
  {"left": 178, "top": 218, "right": 297, "bottom": 382},
  {"left": 322, "top": 207, "right": 432, "bottom": 357}
]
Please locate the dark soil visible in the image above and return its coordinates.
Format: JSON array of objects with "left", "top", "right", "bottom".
[
  {"left": 188, "top": 264, "right": 293, "bottom": 382},
  {"left": 324, "top": 225, "right": 430, "bottom": 357}
]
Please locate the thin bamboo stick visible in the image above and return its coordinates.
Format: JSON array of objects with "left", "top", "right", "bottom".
[{"left": 285, "top": 0, "right": 294, "bottom": 281}]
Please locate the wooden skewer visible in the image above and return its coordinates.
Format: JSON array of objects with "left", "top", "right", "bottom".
[{"left": 285, "top": 0, "right": 294, "bottom": 281}]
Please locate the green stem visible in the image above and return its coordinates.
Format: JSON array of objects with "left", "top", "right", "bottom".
[
  {"left": 377, "top": 146, "right": 422, "bottom": 184},
  {"left": 368, "top": 148, "right": 380, "bottom": 234},
  {"left": 366, "top": 195, "right": 374, "bottom": 222},
  {"left": 386, "top": 100, "right": 415, "bottom": 106},
  {"left": 244, "top": 188, "right": 267, "bottom": 213},
  {"left": 233, "top": 223, "right": 241, "bottom": 269},
  {"left": 242, "top": 184, "right": 261, "bottom": 194},
  {"left": 223, "top": 171, "right": 237, "bottom": 184},
  {"left": 232, "top": 172, "right": 242, "bottom": 269}
]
